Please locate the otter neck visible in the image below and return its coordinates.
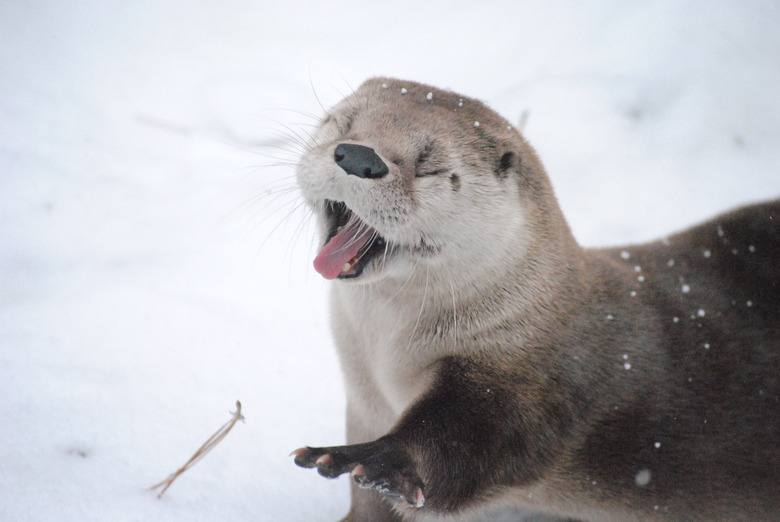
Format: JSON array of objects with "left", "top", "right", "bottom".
[{"left": 334, "top": 215, "right": 585, "bottom": 346}]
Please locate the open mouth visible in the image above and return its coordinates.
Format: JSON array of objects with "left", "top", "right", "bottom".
[{"left": 312, "top": 201, "right": 387, "bottom": 280}]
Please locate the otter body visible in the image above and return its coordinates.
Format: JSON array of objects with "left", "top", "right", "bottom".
[{"left": 292, "top": 78, "right": 780, "bottom": 521}]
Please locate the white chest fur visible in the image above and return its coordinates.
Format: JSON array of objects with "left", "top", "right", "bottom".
[{"left": 330, "top": 284, "right": 443, "bottom": 431}]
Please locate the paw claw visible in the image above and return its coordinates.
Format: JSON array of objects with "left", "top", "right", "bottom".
[
  {"left": 291, "top": 447, "right": 322, "bottom": 469},
  {"left": 352, "top": 465, "right": 375, "bottom": 489},
  {"left": 289, "top": 447, "right": 308, "bottom": 458},
  {"left": 412, "top": 487, "right": 425, "bottom": 508},
  {"left": 315, "top": 454, "right": 332, "bottom": 466}
]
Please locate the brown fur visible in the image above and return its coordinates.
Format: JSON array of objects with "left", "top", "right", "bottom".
[{"left": 293, "top": 78, "right": 780, "bottom": 521}]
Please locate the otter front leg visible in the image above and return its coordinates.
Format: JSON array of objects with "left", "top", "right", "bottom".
[
  {"left": 293, "top": 357, "right": 569, "bottom": 517},
  {"left": 292, "top": 438, "right": 425, "bottom": 508}
]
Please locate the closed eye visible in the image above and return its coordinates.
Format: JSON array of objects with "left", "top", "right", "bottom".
[
  {"left": 414, "top": 143, "right": 447, "bottom": 177},
  {"left": 333, "top": 111, "right": 355, "bottom": 136},
  {"left": 417, "top": 169, "right": 447, "bottom": 177}
]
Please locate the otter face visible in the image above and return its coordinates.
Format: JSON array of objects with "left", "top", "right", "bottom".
[{"left": 296, "top": 78, "right": 529, "bottom": 286}]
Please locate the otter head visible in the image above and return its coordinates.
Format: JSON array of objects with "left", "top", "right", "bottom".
[{"left": 297, "top": 77, "right": 562, "bottom": 292}]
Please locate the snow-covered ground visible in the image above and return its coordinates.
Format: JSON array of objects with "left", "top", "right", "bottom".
[{"left": 2, "top": 1, "right": 779, "bottom": 520}]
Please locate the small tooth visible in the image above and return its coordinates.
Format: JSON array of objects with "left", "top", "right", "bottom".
[{"left": 343, "top": 263, "right": 352, "bottom": 272}]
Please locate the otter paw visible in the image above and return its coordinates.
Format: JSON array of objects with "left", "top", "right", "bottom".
[
  {"left": 290, "top": 445, "right": 359, "bottom": 478},
  {"left": 291, "top": 441, "right": 425, "bottom": 508}
]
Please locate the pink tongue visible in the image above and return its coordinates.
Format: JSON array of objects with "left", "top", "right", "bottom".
[{"left": 313, "top": 220, "right": 373, "bottom": 279}]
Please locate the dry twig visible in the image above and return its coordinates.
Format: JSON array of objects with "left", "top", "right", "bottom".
[{"left": 150, "top": 400, "right": 245, "bottom": 498}]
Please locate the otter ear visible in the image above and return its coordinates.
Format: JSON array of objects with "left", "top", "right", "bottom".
[{"left": 496, "top": 151, "right": 516, "bottom": 179}]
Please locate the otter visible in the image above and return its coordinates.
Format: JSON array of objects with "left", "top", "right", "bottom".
[{"left": 291, "top": 77, "right": 780, "bottom": 521}]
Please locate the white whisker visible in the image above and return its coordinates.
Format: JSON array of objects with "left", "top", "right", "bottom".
[
  {"left": 448, "top": 276, "right": 459, "bottom": 349},
  {"left": 409, "top": 265, "right": 430, "bottom": 346}
]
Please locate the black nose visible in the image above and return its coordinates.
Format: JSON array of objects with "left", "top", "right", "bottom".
[{"left": 334, "top": 143, "right": 389, "bottom": 179}]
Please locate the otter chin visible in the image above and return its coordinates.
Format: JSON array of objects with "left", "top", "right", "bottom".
[{"left": 292, "top": 77, "right": 780, "bottom": 522}]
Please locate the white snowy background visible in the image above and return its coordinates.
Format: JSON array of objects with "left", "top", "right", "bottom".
[{"left": 2, "top": 1, "right": 779, "bottom": 520}]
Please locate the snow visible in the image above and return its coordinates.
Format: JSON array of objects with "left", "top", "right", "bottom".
[
  {"left": 2, "top": 1, "right": 780, "bottom": 520},
  {"left": 634, "top": 469, "right": 652, "bottom": 487}
]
